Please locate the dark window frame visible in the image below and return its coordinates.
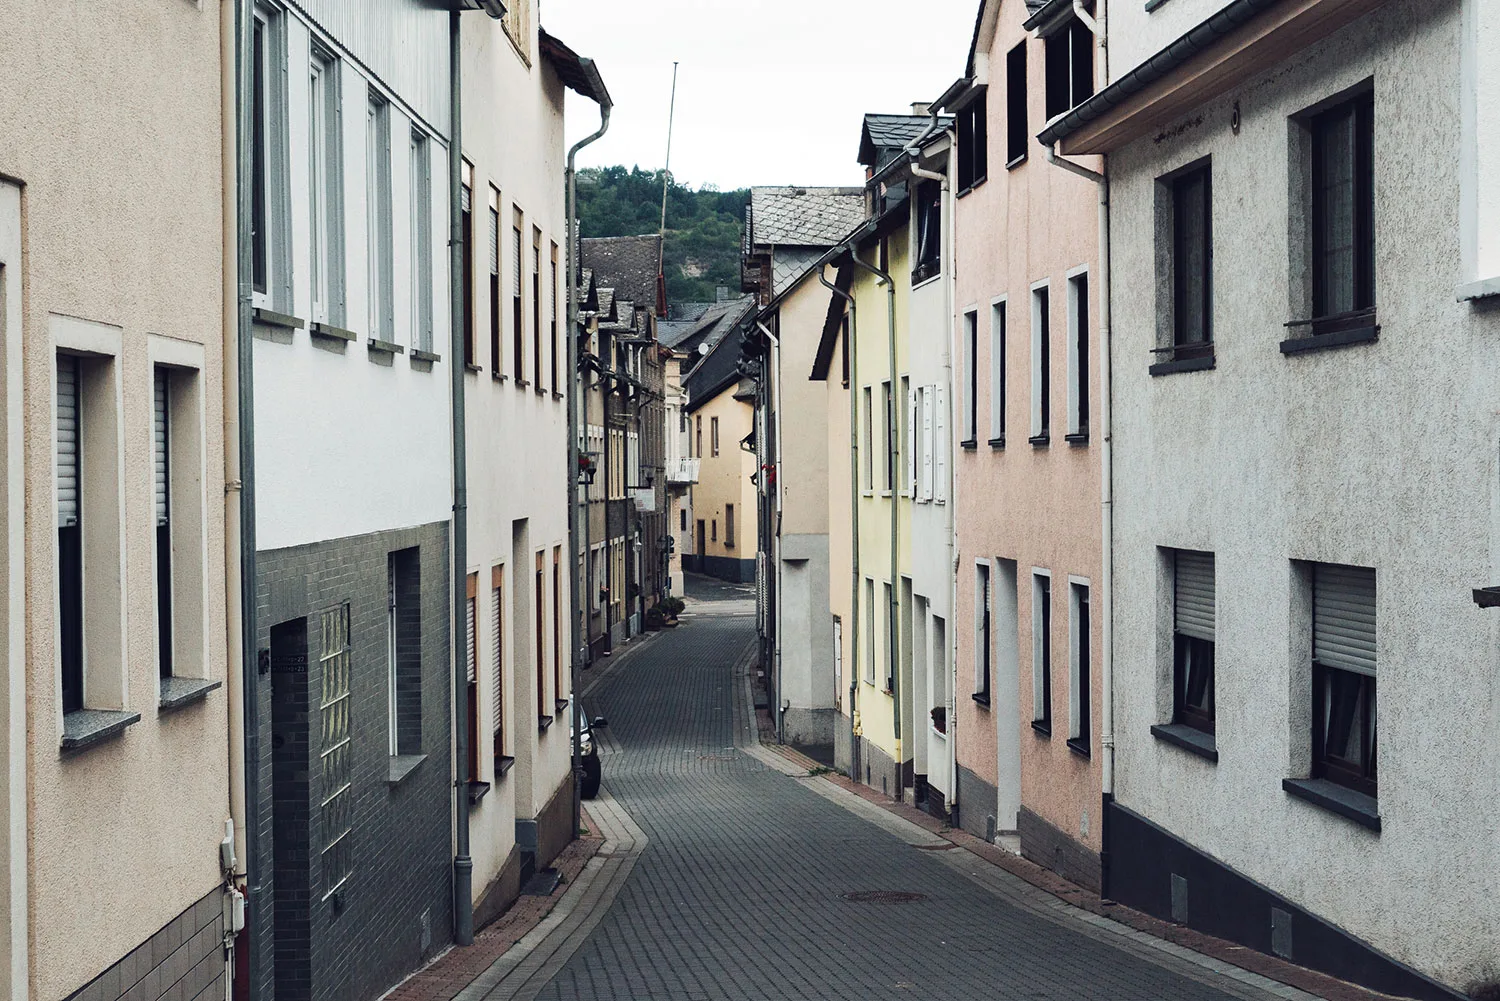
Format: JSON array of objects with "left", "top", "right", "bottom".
[
  {"left": 1309, "top": 93, "right": 1376, "bottom": 332},
  {"left": 1069, "top": 273, "right": 1089, "bottom": 441},
  {"left": 1171, "top": 165, "right": 1213, "bottom": 358},
  {"left": 1068, "top": 582, "right": 1090, "bottom": 756},
  {"left": 1006, "top": 43, "right": 1028, "bottom": 167},
  {"left": 1173, "top": 634, "right": 1216, "bottom": 734},
  {"left": 976, "top": 564, "right": 992, "bottom": 702},
  {"left": 912, "top": 180, "right": 942, "bottom": 285},
  {"left": 1044, "top": 19, "right": 1095, "bottom": 122},
  {"left": 1034, "top": 575, "right": 1052, "bottom": 734},
  {"left": 461, "top": 181, "right": 475, "bottom": 367},
  {"left": 963, "top": 310, "right": 979, "bottom": 447},
  {"left": 956, "top": 92, "right": 989, "bottom": 195},
  {"left": 1312, "top": 661, "right": 1377, "bottom": 797},
  {"left": 512, "top": 225, "right": 526, "bottom": 384}
]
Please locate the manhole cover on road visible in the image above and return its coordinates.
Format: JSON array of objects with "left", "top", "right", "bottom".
[{"left": 840, "top": 890, "right": 927, "bottom": 904}]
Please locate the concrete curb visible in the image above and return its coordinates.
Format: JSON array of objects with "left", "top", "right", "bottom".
[{"left": 453, "top": 790, "right": 648, "bottom": 1001}]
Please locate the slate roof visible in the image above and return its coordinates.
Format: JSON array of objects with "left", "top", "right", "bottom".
[
  {"left": 858, "top": 114, "right": 951, "bottom": 170},
  {"left": 684, "top": 301, "right": 758, "bottom": 411},
  {"left": 749, "top": 187, "right": 866, "bottom": 249},
  {"left": 662, "top": 295, "right": 755, "bottom": 356},
  {"left": 580, "top": 235, "right": 662, "bottom": 315}
]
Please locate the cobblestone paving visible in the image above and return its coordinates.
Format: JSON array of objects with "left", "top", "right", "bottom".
[{"left": 538, "top": 603, "right": 1254, "bottom": 1001}]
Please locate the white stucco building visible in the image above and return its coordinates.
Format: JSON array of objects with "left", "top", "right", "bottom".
[{"left": 1040, "top": 0, "right": 1500, "bottom": 995}]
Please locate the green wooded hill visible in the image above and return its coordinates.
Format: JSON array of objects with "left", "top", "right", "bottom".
[{"left": 576, "top": 166, "right": 748, "bottom": 304}]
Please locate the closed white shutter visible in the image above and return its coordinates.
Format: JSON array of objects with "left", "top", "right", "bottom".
[
  {"left": 154, "top": 370, "right": 169, "bottom": 526},
  {"left": 921, "top": 388, "right": 934, "bottom": 501},
  {"left": 1174, "top": 550, "right": 1215, "bottom": 641},
  {"left": 501, "top": 582, "right": 513, "bottom": 723},
  {"left": 466, "top": 595, "right": 477, "bottom": 683},
  {"left": 57, "top": 356, "right": 79, "bottom": 527},
  {"left": 489, "top": 208, "right": 500, "bottom": 275},
  {"left": 1314, "top": 564, "right": 1376, "bottom": 676},
  {"left": 934, "top": 385, "right": 948, "bottom": 502},
  {"left": 460, "top": 182, "right": 471, "bottom": 214},
  {"left": 906, "top": 388, "right": 917, "bottom": 493}
]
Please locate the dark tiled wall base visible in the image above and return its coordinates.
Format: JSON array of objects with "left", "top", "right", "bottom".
[
  {"left": 682, "top": 555, "right": 756, "bottom": 583},
  {"left": 249, "top": 522, "right": 454, "bottom": 1001},
  {"left": 1105, "top": 802, "right": 1467, "bottom": 1001},
  {"left": 66, "top": 887, "right": 225, "bottom": 1001},
  {"left": 954, "top": 764, "right": 998, "bottom": 841},
  {"left": 1018, "top": 805, "right": 1102, "bottom": 893}
]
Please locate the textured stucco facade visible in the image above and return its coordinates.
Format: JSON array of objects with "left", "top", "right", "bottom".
[
  {"left": 952, "top": 1, "right": 1104, "bottom": 880},
  {"left": 0, "top": 3, "right": 232, "bottom": 998},
  {"left": 1107, "top": 0, "right": 1497, "bottom": 989},
  {"left": 460, "top": 9, "right": 576, "bottom": 925},
  {"left": 686, "top": 389, "right": 757, "bottom": 583}
]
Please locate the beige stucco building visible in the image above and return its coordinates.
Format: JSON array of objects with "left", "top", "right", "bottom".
[
  {"left": 946, "top": 0, "right": 1106, "bottom": 886},
  {"left": 0, "top": 3, "right": 233, "bottom": 999}
]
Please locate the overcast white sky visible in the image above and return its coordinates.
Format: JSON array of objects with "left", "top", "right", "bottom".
[{"left": 543, "top": 0, "right": 978, "bottom": 191}]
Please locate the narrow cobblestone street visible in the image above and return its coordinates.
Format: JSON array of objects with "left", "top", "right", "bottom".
[{"left": 530, "top": 580, "right": 1295, "bottom": 1001}]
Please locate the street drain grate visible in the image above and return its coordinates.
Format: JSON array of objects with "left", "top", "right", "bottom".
[
  {"left": 913, "top": 844, "right": 957, "bottom": 851},
  {"left": 840, "top": 891, "right": 927, "bottom": 904}
]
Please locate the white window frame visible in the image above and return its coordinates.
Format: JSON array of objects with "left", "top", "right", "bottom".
[
  {"left": 1068, "top": 575, "right": 1091, "bottom": 746},
  {"left": 309, "top": 43, "right": 345, "bottom": 326},
  {"left": 862, "top": 387, "right": 874, "bottom": 494},
  {"left": 920, "top": 386, "right": 934, "bottom": 501},
  {"left": 252, "top": 3, "right": 291, "bottom": 311},
  {"left": 365, "top": 88, "right": 394, "bottom": 340},
  {"left": 1031, "top": 568, "right": 1052, "bottom": 726},
  {"left": 880, "top": 380, "right": 893, "bottom": 496},
  {"left": 989, "top": 297, "right": 1006, "bottom": 443},
  {"left": 53, "top": 317, "right": 127, "bottom": 717},
  {"left": 1030, "top": 279, "right": 1050, "bottom": 440},
  {"left": 934, "top": 385, "right": 948, "bottom": 503},
  {"left": 1066, "top": 266, "right": 1089, "bottom": 440},
  {"left": 962, "top": 309, "right": 978, "bottom": 444},
  {"left": 864, "top": 577, "right": 876, "bottom": 684},
  {"left": 409, "top": 128, "right": 433, "bottom": 352},
  {"left": 900, "top": 375, "right": 913, "bottom": 496}
]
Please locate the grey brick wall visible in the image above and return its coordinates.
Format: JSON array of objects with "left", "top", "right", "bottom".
[
  {"left": 249, "top": 522, "right": 453, "bottom": 1001},
  {"left": 65, "top": 887, "right": 226, "bottom": 1001}
]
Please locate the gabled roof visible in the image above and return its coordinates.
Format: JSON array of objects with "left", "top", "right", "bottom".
[
  {"left": 669, "top": 295, "right": 756, "bottom": 361},
  {"left": 581, "top": 235, "right": 662, "bottom": 316},
  {"left": 858, "top": 114, "right": 950, "bottom": 170},
  {"left": 684, "top": 309, "right": 754, "bottom": 412},
  {"left": 749, "top": 187, "right": 866, "bottom": 248}
]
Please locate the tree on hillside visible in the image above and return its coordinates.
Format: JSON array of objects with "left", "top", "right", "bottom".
[{"left": 576, "top": 166, "right": 748, "bottom": 303}]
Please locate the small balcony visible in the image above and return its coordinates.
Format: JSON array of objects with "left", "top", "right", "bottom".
[{"left": 665, "top": 457, "right": 700, "bottom": 485}]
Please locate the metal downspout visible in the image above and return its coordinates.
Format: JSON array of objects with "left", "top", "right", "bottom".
[
  {"left": 232, "top": 0, "right": 264, "bottom": 994},
  {"left": 222, "top": 1, "right": 248, "bottom": 993},
  {"left": 567, "top": 80, "right": 612, "bottom": 842},
  {"left": 448, "top": 12, "right": 474, "bottom": 949},
  {"left": 848, "top": 246, "right": 900, "bottom": 784},
  {"left": 755, "top": 320, "right": 784, "bottom": 742},
  {"left": 817, "top": 266, "right": 860, "bottom": 777}
]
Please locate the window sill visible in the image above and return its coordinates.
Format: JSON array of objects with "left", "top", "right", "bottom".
[
  {"left": 1031, "top": 719, "right": 1052, "bottom": 738},
  {"left": 367, "top": 338, "right": 405, "bottom": 356},
  {"left": 1144, "top": 0, "right": 1174, "bottom": 10},
  {"left": 1149, "top": 354, "right": 1215, "bottom": 376},
  {"left": 61, "top": 709, "right": 141, "bottom": 755},
  {"left": 535, "top": 385, "right": 548, "bottom": 397},
  {"left": 494, "top": 755, "right": 516, "bottom": 779},
  {"left": 1151, "top": 722, "right": 1218, "bottom": 762},
  {"left": 961, "top": 439, "right": 978, "bottom": 451},
  {"left": 252, "top": 307, "right": 305, "bottom": 331},
  {"left": 1279, "top": 325, "right": 1378, "bottom": 355},
  {"left": 516, "top": 379, "right": 531, "bottom": 389},
  {"left": 411, "top": 348, "right": 442, "bottom": 363},
  {"left": 467, "top": 780, "right": 491, "bottom": 807},
  {"left": 159, "top": 676, "right": 222, "bottom": 714},
  {"left": 466, "top": 363, "right": 484, "bottom": 374},
  {"left": 538, "top": 714, "right": 555, "bottom": 733},
  {"left": 555, "top": 699, "right": 571, "bottom": 714},
  {"left": 1006, "top": 153, "right": 1028, "bottom": 171},
  {"left": 1473, "top": 585, "right": 1500, "bottom": 608},
  {"left": 309, "top": 321, "right": 357, "bottom": 343},
  {"left": 988, "top": 436, "right": 1005, "bottom": 449},
  {"left": 1066, "top": 737, "right": 1091, "bottom": 758},
  {"left": 1282, "top": 777, "right": 1380, "bottom": 832},
  {"left": 911, "top": 270, "right": 943, "bottom": 291},
  {"left": 1456, "top": 275, "right": 1500, "bottom": 302},
  {"left": 955, "top": 176, "right": 986, "bottom": 198},
  {"left": 971, "top": 692, "right": 991, "bottom": 708},
  {"left": 1064, "top": 432, "right": 1089, "bottom": 446},
  {"left": 552, "top": 391, "right": 565, "bottom": 400},
  {"left": 1028, "top": 434, "right": 1050, "bottom": 448},
  {"left": 388, "top": 754, "right": 428, "bottom": 786}
]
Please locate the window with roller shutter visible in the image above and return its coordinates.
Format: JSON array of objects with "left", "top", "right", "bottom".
[
  {"left": 154, "top": 369, "right": 174, "bottom": 678},
  {"left": 1312, "top": 563, "right": 1377, "bottom": 796},
  {"left": 492, "top": 567, "right": 507, "bottom": 770},
  {"left": 57, "top": 355, "right": 84, "bottom": 712},
  {"left": 1173, "top": 550, "right": 1215, "bottom": 734},
  {"left": 513, "top": 223, "right": 525, "bottom": 384}
]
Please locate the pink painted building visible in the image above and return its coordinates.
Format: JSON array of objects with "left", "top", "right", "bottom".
[{"left": 945, "top": 0, "right": 1105, "bottom": 888}]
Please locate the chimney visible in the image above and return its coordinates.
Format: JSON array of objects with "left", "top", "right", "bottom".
[
  {"left": 911, "top": 102, "right": 932, "bottom": 116},
  {"left": 716, "top": 286, "right": 730, "bottom": 303}
]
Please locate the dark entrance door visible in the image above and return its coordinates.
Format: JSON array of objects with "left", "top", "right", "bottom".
[{"left": 696, "top": 520, "right": 706, "bottom": 573}]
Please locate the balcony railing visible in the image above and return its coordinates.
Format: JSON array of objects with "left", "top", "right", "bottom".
[{"left": 665, "top": 457, "right": 700, "bottom": 485}]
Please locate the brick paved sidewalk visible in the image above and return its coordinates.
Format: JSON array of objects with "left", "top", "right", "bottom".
[
  {"left": 758, "top": 733, "right": 1412, "bottom": 1001},
  {"left": 380, "top": 817, "right": 605, "bottom": 1001}
]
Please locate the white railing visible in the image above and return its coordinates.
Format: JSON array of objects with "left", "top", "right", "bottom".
[{"left": 665, "top": 456, "right": 700, "bottom": 484}]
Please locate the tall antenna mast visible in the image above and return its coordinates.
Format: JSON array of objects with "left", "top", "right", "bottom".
[{"left": 657, "top": 61, "right": 679, "bottom": 315}]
